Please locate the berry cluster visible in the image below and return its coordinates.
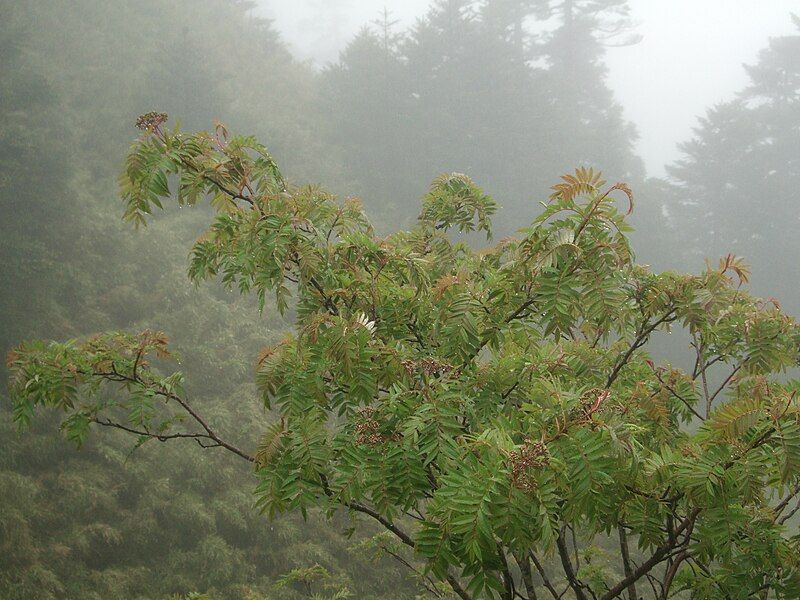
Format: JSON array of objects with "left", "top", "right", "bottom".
[
  {"left": 354, "top": 406, "right": 399, "bottom": 446},
  {"left": 400, "top": 357, "right": 458, "bottom": 380},
  {"left": 135, "top": 111, "right": 168, "bottom": 131},
  {"left": 509, "top": 439, "right": 550, "bottom": 492}
]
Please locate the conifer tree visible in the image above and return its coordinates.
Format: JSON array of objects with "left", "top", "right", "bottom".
[
  {"left": 666, "top": 14, "right": 800, "bottom": 312},
  {"left": 534, "top": 0, "right": 642, "bottom": 182},
  {"left": 323, "top": 0, "right": 641, "bottom": 236}
]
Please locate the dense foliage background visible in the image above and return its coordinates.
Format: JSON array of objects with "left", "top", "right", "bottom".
[{"left": 1, "top": 0, "right": 798, "bottom": 598}]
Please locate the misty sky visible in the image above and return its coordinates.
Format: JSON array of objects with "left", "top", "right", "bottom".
[{"left": 256, "top": 0, "right": 798, "bottom": 177}]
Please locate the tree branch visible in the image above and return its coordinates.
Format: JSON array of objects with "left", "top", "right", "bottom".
[
  {"left": 617, "top": 525, "right": 638, "bottom": 600},
  {"left": 91, "top": 417, "right": 212, "bottom": 443},
  {"left": 529, "top": 551, "right": 561, "bottom": 600},
  {"left": 606, "top": 310, "right": 677, "bottom": 388},
  {"left": 379, "top": 544, "right": 443, "bottom": 598},
  {"left": 345, "top": 502, "right": 472, "bottom": 599},
  {"left": 651, "top": 368, "right": 704, "bottom": 421},
  {"left": 661, "top": 549, "right": 689, "bottom": 599},
  {"left": 556, "top": 527, "right": 590, "bottom": 600},
  {"left": 95, "top": 367, "right": 255, "bottom": 463},
  {"left": 706, "top": 365, "right": 741, "bottom": 411},
  {"left": 513, "top": 551, "right": 537, "bottom": 600},
  {"left": 600, "top": 508, "right": 701, "bottom": 600},
  {"left": 317, "top": 475, "right": 472, "bottom": 600},
  {"left": 773, "top": 482, "right": 800, "bottom": 522},
  {"left": 497, "top": 542, "right": 515, "bottom": 600},
  {"left": 777, "top": 496, "right": 800, "bottom": 526}
]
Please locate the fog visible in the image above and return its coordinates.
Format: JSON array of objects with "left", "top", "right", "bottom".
[
  {"left": 260, "top": 0, "right": 799, "bottom": 175},
  {"left": 2, "top": 0, "right": 799, "bottom": 598}
]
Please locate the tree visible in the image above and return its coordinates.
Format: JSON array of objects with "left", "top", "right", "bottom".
[
  {"left": 323, "top": 0, "right": 641, "bottom": 238},
  {"left": 480, "top": 0, "right": 543, "bottom": 49},
  {"left": 321, "top": 20, "right": 413, "bottom": 228},
  {"left": 8, "top": 117, "right": 800, "bottom": 599},
  {"left": 400, "top": 0, "right": 548, "bottom": 225},
  {"left": 322, "top": 0, "right": 552, "bottom": 231},
  {"left": 533, "top": 0, "right": 643, "bottom": 183},
  {"left": 665, "top": 14, "right": 800, "bottom": 314}
]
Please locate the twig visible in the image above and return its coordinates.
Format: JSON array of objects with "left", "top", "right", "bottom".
[
  {"left": 379, "top": 545, "right": 443, "bottom": 598},
  {"left": 606, "top": 310, "right": 677, "bottom": 388},
  {"left": 529, "top": 551, "right": 561, "bottom": 600},
  {"left": 617, "top": 525, "right": 638, "bottom": 600},
  {"left": 95, "top": 367, "right": 254, "bottom": 462},
  {"left": 91, "top": 417, "right": 211, "bottom": 443}
]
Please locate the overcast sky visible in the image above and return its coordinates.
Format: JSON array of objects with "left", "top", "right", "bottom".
[{"left": 256, "top": 0, "right": 798, "bottom": 177}]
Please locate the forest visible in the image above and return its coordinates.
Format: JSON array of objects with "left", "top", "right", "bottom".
[{"left": 1, "top": 1, "right": 799, "bottom": 598}]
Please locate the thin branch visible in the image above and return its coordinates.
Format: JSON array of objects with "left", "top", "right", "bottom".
[
  {"left": 529, "top": 551, "right": 561, "bottom": 600},
  {"left": 773, "top": 482, "right": 800, "bottom": 521},
  {"left": 132, "top": 345, "right": 144, "bottom": 380},
  {"left": 460, "top": 294, "right": 539, "bottom": 368},
  {"left": 556, "top": 527, "right": 590, "bottom": 600},
  {"left": 778, "top": 497, "right": 800, "bottom": 526},
  {"left": 661, "top": 550, "right": 689, "bottom": 599},
  {"left": 497, "top": 542, "right": 516, "bottom": 600},
  {"left": 289, "top": 254, "right": 339, "bottom": 316},
  {"left": 444, "top": 574, "right": 473, "bottom": 600},
  {"left": 685, "top": 556, "right": 734, "bottom": 599},
  {"left": 195, "top": 439, "right": 223, "bottom": 450},
  {"left": 318, "top": 476, "right": 472, "bottom": 600},
  {"left": 642, "top": 571, "right": 662, "bottom": 599},
  {"left": 407, "top": 319, "right": 428, "bottom": 348},
  {"left": 305, "top": 272, "right": 340, "bottom": 316},
  {"left": 606, "top": 310, "right": 677, "bottom": 388},
  {"left": 707, "top": 365, "right": 741, "bottom": 409},
  {"left": 651, "top": 369, "right": 704, "bottom": 421},
  {"left": 600, "top": 508, "right": 701, "bottom": 600},
  {"left": 379, "top": 545, "right": 443, "bottom": 598},
  {"left": 168, "top": 391, "right": 254, "bottom": 462},
  {"left": 91, "top": 417, "right": 212, "bottom": 443},
  {"left": 502, "top": 380, "right": 521, "bottom": 400},
  {"left": 96, "top": 367, "right": 255, "bottom": 462},
  {"left": 617, "top": 525, "right": 638, "bottom": 600},
  {"left": 346, "top": 501, "right": 416, "bottom": 547}
]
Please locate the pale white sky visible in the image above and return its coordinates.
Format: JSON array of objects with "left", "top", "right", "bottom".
[{"left": 256, "top": 0, "right": 799, "bottom": 176}]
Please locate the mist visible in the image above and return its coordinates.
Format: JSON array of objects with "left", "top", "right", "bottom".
[
  {"left": 2, "top": 1, "right": 799, "bottom": 598},
  {"left": 259, "top": 0, "right": 799, "bottom": 176}
]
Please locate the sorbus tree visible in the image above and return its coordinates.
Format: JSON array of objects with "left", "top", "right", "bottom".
[{"left": 9, "top": 116, "right": 800, "bottom": 598}]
